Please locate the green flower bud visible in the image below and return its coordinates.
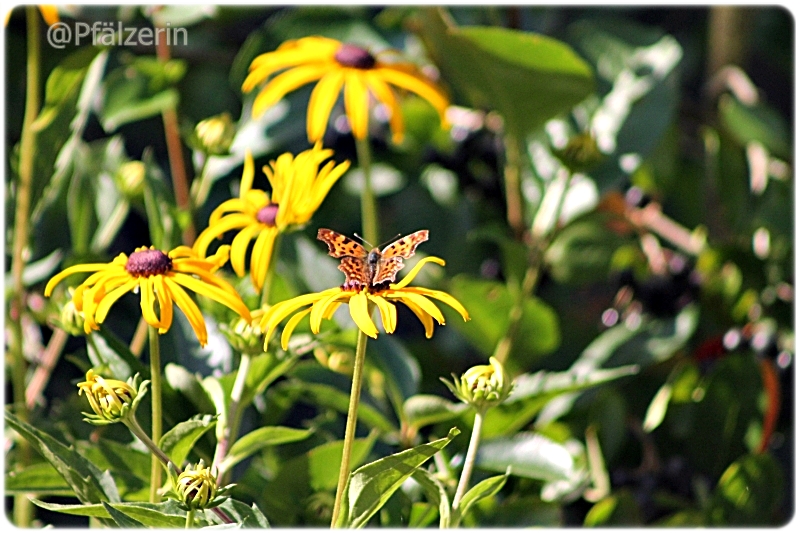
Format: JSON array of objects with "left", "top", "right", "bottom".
[
  {"left": 553, "top": 132, "right": 604, "bottom": 174},
  {"left": 52, "top": 288, "right": 85, "bottom": 337},
  {"left": 173, "top": 460, "right": 223, "bottom": 510},
  {"left": 219, "top": 308, "right": 265, "bottom": 356},
  {"left": 77, "top": 370, "right": 148, "bottom": 425},
  {"left": 442, "top": 357, "right": 513, "bottom": 412},
  {"left": 194, "top": 113, "right": 235, "bottom": 156},
  {"left": 115, "top": 161, "right": 146, "bottom": 199}
]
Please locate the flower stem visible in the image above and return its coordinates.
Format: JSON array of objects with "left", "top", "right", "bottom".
[
  {"left": 354, "top": 136, "right": 379, "bottom": 246},
  {"left": 213, "top": 352, "right": 252, "bottom": 485},
  {"left": 185, "top": 509, "right": 196, "bottom": 529},
  {"left": 451, "top": 409, "right": 485, "bottom": 512},
  {"left": 148, "top": 325, "right": 163, "bottom": 503},
  {"left": 10, "top": 6, "right": 42, "bottom": 526},
  {"left": 502, "top": 134, "right": 526, "bottom": 240},
  {"left": 330, "top": 328, "right": 369, "bottom": 527}
]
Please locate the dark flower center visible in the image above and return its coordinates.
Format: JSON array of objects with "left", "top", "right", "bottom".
[
  {"left": 256, "top": 203, "right": 279, "bottom": 226},
  {"left": 125, "top": 249, "right": 172, "bottom": 277},
  {"left": 334, "top": 44, "right": 376, "bottom": 69}
]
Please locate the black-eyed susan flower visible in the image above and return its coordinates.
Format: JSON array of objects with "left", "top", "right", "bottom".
[
  {"left": 261, "top": 256, "right": 469, "bottom": 350},
  {"left": 194, "top": 146, "right": 349, "bottom": 292},
  {"left": 44, "top": 245, "right": 251, "bottom": 347},
  {"left": 242, "top": 36, "right": 450, "bottom": 144}
]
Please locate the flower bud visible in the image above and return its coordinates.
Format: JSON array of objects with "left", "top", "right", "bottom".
[
  {"left": 174, "top": 460, "right": 219, "bottom": 510},
  {"left": 77, "top": 370, "right": 146, "bottom": 425},
  {"left": 553, "top": 132, "right": 604, "bottom": 174},
  {"left": 115, "top": 161, "right": 146, "bottom": 199},
  {"left": 442, "top": 357, "right": 513, "bottom": 412},
  {"left": 194, "top": 113, "right": 235, "bottom": 156},
  {"left": 220, "top": 308, "right": 265, "bottom": 355},
  {"left": 52, "top": 288, "right": 85, "bottom": 336}
]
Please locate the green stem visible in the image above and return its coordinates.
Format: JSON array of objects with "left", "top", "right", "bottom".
[
  {"left": 330, "top": 328, "right": 369, "bottom": 527},
  {"left": 502, "top": 134, "right": 526, "bottom": 240},
  {"left": 11, "top": 7, "right": 42, "bottom": 526},
  {"left": 185, "top": 509, "right": 196, "bottom": 529},
  {"left": 149, "top": 326, "right": 163, "bottom": 503},
  {"left": 189, "top": 153, "right": 211, "bottom": 208},
  {"left": 354, "top": 136, "right": 379, "bottom": 246},
  {"left": 451, "top": 409, "right": 485, "bottom": 514},
  {"left": 212, "top": 352, "right": 252, "bottom": 484}
]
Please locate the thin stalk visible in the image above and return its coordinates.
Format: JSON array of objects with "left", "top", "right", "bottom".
[
  {"left": 330, "top": 329, "right": 369, "bottom": 527},
  {"left": 502, "top": 134, "right": 526, "bottom": 240},
  {"left": 130, "top": 316, "right": 149, "bottom": 357},
  {"left": 90, "top": 199, "right": 130, "bottom": 252},
  {"left": 25, "top": 328, "right": 69, "bottom": 409},
  {"left": 155, "top": 27, "right": 195, "bottom": 245},
  {"left": 212, "top": 352, "right": 252, "bottom": 485},
  {"left": 185, "top": 509, "right": 196, "bottom": 529},
  {"left": 189, "top": 153, "right": 212, "bottom": 208},
  {"left": 149, "top": 326, "right": 163, "bottom": 503},
  {"left": 11, "top": 6, "right": 42, "bottom": 526},
  {"left": 452, "top": 409, "right": 485, "bottom": 511},
  {"left": 354, "top": 137, "right": 379, "bottom": 246}
]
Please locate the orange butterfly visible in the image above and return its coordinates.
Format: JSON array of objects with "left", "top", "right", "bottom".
[{"left": 317, "top": 228, "right": 429, "bottom": 291}]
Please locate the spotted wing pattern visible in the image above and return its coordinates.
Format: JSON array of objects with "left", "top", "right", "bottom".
[
  {"left": 337, "top": 256, "right": 371, "bottom": 288},
  {"left": 317, "top": 228, "right": 368, "bottom": 259},
  {"left": 373, "top": 230, "right": 429, "bottom": 285}
]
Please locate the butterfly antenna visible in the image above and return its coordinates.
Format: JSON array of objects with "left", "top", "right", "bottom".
[
  {"left": 378, "top": 233, "right": 402, "bottom": 248},
  {"left": 353, "top": 232, "right": 373, "bottom": 248}
]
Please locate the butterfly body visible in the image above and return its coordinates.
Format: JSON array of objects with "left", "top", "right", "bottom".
[{"left": 317, "top": 228, "right": 429, "bottom": 291}]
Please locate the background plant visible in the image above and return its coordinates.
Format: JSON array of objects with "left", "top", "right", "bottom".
[{"left": 4, "top": 5, "right": 793, "bottom": 527}]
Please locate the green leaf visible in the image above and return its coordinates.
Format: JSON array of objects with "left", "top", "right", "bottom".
[
  {"left": 214, "top": 498, "right": 271, "bottom": 527},
  {"left": 76, "top": 438, "right": 151, "bottom": 501},
  {"left": 719, "top": 94, "right": 791, "bottom": 159},
  {"left": 219, "top": 426, "right": 314, "bottom": 474},
  {"left": 403, "top": 394, "right": 469, "bottom": 431},
  {"left": 475, "top": 432, "right": 576, "bottom": 482},
  {"left": 453, "top": 471, "right": 509, "bottom": 527},
  {"left": 415, "top": 8, "right": 594, "bottom": 138},
  {"left": 102, "top": 501, "right": 146, "bottom": 528},
  {"left": 710, "top": 454, "right": 784, "bottom": 525},
  {"left": 164, "top": 363, "right": 216, "bottom": 415},
  {"left": 337, "top": 427, "right": 461, "bottom": 528},
  {"left": 448, "top": 275, "right": 560, "bottom": 369},
  {"left": 410, "top": 469, "right": 451, "bottom": 528},
  {"left": 4, "top": 462, "right": 73, "bottom": 496},
  {"left": 5, "top": 411, "right": 118, "bottom": 504},
  {"left": 545, "top": 217, "right": 629, "bottom": 284},
  {"left": 2, "top": 248, "right": 62, "bottom": 291},
  {"left": 584, "top": 489, "right": 642, "bottom": 526},
  {"left": 481, "top": 365, "right": 639, "bottom": 439},
  {"left": 31, "top": 499, "right": 191, "bottom": 528},
  {"left": 159, "top": 414, "right": 217, "bottom": 467}
]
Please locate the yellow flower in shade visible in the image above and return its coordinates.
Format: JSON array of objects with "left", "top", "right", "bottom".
[
  {"left": 261, "top": 256, "right": 469, "bottom": 350},
  {"left": 194, "top": 145, "right": 349, "bottom": 292},
  {"left": 44, "top": 245, "right": 251, "bottom": 347},
  {"left": 242, "top": 36, "right": 450, "bottom": 144}
]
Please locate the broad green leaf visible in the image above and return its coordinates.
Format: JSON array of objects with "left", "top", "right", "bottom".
[
  {"left": 337, "top": 427, "right": 460, "bottom": 528},
  {"left": 476, "top": 432, "right": 575, "bottom": 482},
  {"left": 102, "top": 502, "right": 146, "bottom": 528},
  {"left": 159, "top": 414, "right": 216, "bottom": 467},
  {"left": 31, "top": 499, "right": 191, "bottom": 528},
  {"left": 448, "top": 275, "right": 560, "bottom": 369},
  {"left": 214, "top": 498, "right": 271, "bottom": 527},
  {"left": 371, "top": 335, "right": 422, "bottom": 415},
  {"left": 164, "top": 363, "right": 216, "bottom": 415},
  {"left": 76, "top": 438, "right": 151, "bottom": 501},
  {"left": 219, "top": 426, "right": 314, "bottom": 473},
  {"left": 4, "top": 462, "right": 72, "bottom": 496},
  {"left": 709, "top": 454, "right": 784, "bottom": 525},
  {"left": 545, "top": 217, "right": 629, "bottom": 284},
  {"left": 481, "top": 365, "right": 639, "bottom": 439},
  {"left": 415, "top": 8, "right": 594, "bottom": 138},
  {"left": 410, "top": 469, "right": 451, "bottom": 528},
  {"left": 96, "top": 324, "right": 149, "bottom": 378},
  {"left": 403, "top": 394, "right": 469, "bottom": 431},
  {"left": 5, "top": 411, "right": 118, "bottom": 504},
  {"left": 453, "top": 471, "right": 509, "bottom": 527}
]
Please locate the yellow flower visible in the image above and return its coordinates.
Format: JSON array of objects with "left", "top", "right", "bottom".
[
  {"left": 44, "top": 245, "right": 251, "bottom": 347},
  {"left": 194, "top": 145, "right": 349, "bottom": 292},
  {"left": 5, "top": 5, "right": 59, "bottom": 26},
  {"left": 261, "top": 256, "right": 469, "bottom": 350},
  {"left": 242, "top": 36, "right": 450, "bottom": 144}
]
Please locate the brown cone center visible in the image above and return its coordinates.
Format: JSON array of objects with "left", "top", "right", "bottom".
[
  {"left": 125, "top": 249, "right": 172, "bottom": 277},
  {"left": 334, "top": 44, "right": 376, "bottom": 69},
  {"left": 256, "top": 203, "right": 279, "bottom": 226}
]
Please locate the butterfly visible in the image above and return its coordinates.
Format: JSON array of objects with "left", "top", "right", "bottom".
[{"left": 317, "top": 228, "right": 429, "bottom": 291}]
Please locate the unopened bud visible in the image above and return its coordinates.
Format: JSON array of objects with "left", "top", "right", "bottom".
[
  {"left": 77, "top": 370, "right": 147, "bottom": 425},
  {"left": 194, "top": 113, "right": 235, "bottom": 156},
  {"left": 553, "top": 132, "right": 604, "bottom": 174},
  {"left": 115, "top": 161, "right": 146, "bottom": 199},
  {"left": 220, "top": 308, "right": 265, "bottom": 355},
  {"left": 53, "top": 288, "right": 85, "bottom": 336},
  {"left": 442, "top": 357, "right": 513, "bottom": 412}
]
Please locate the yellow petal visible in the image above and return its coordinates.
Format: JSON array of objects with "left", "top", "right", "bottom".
[
  {"left": 375, "top": 66, "right": 450, "bottom": 125},
  {"left": 368, "top": 294, "right": 397, "bottom": 334},
  {"left": 280, "top": 308, "right": 313, "bottom": 351},
  {"left": 343, "top": 71, "right": 370, "bottom": 140},
  {"left": 252, "top": 63, "right": 332, "bottom": 118},
  {"left": 243, "top": 36, "right": 340, "bottom": 91},
  {"left": 310, "top": 289, "right": 347, "bottom": 333},
  {"left": 392, "top": 256, "right": 446, "bottom": 289},
  {"left": 365, "top": 71, "right": 404, "bottom": 143},
  {"left": 394, "top": 291, "right": 445, "bottom": 325},
  {"left": 239, "top": 150, "right": 255, "bottom": 197},
  {"left": 153, "top": 275, "right": 174, "bottom": 334},
  {"left": 306, "top": 69, "right": 346, "bottom": 143},
  {"left": 349, "top": 291, "right": 378, "bottom": 338},
  {"left": 230, "top": 223, "right": 261, "bottom": 277},
  {"left": 209, "top": 199, "right": 253, "bottom": 224},
  {"left": 250, "top": 226, "right": 278, "bottom": 292},
  {"left": 404, "top": 287, "right": 470, "bottom": 322},
  {"left": 163, "top": 277, "right": 208, "bottom": 346},
  {"left": 139, "top": 277, "right": 162, "bottom": 328},
  {"left": 171, "top": 272, "right": 251, "bottom": 322},
  {"left": 262, "top": 291, "right": 331, "bottom": 345},
  {"left": 45, "top": 263, "right": 115, "bottom": 297},
  {"left": 93, "top": 279, "right": 139, "bottom": 326},
  {"left": 402, "top": 299, "right": 435, "bottom": 338},
  {"left": 194, "top": 213, "right": 253, "bottom": 257},
  {"left": 38, "top": 5, "right": 59, "bottom": 26}
]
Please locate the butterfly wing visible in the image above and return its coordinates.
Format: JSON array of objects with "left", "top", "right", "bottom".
[
  {"left": 317, "top": 228, "right": 368, "bottom": 259},
  {"left": 373, "top": 230, "right": 429, "bottom": 285},
  {"left": 338, "top": 256, "right": 371, "bottom": 289}
]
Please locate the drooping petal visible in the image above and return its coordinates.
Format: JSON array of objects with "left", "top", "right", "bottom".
[
  {"left": 163, "top": 277, "right": 208, "bottom": 346},
  {"left": 343, "top": 70, "right": 370, "bottom": 140},
  {"left": 349, "top": 291, "right": 378, "bottom": 338},
  {"left": 375, "top": 65, "right": 450, "bottom": 126},
  {"left": 243, "top": 36, "right": 340, "bottom": 91},
  {"left": 171, "top": 272, "right": 251, "bottom": 322},
  {"left": 392, "top": 256, "right": 446, "bottom": 289},
  {"left": 153, "top": 275, "right": 174, "bottom": 334},
  {"left": 280, "top": 307, "right": 313, "bottom": 350},
  {"left": 364, "top": 70, "right": 404, "bottom": 144},
  {"left": 93, "top": 279, "right": 139, "bottom": 326},
  {"left": 403, "top": 287, "right": 470, "bottom": 322},
  {"left": 194, "top": 213, "right": 253, "bottom": 257},
  {"left": 139, "top": 277, "right": 162, "bottom": 328},
  {"left": 44, "top": 263, "right": 117, "bottom": 297},
  {"left": 209, "top": 199, "right": 254, "bottom": 224},
  {"left": 306, "top": 69, "right": 346, "bottom": 143},
  {"left": 401, "top": 299, "right": 435, "bottom": 338},
  {"left": 261, "top": 290, "right": 336, "bottom": 345},
  {"left": 310, "top": 289, "right": 347, "bottom": 333},
  {"left": 368, "top": 294, "right": 397, "bottom": 334},
  {"left": 230, "top": 223, "right": 262, "bottom": 277},
  {"left": 252, "top": 63, "right": 332, "bottom": 118},
  {"left": 393, "top": 291, "right": 445, "bottom": 325}
]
